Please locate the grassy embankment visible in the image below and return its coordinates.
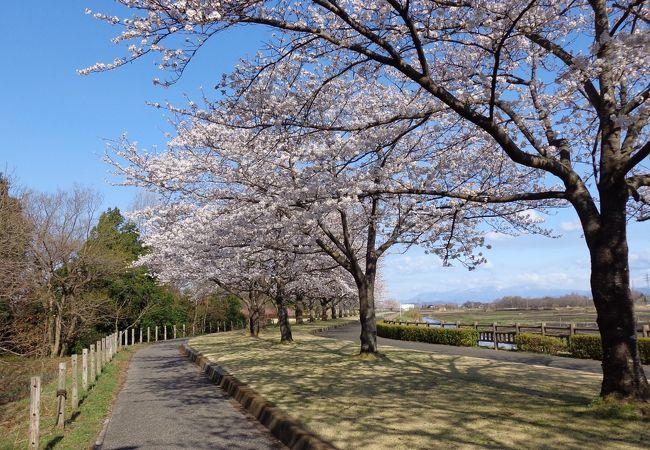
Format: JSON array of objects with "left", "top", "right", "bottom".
[
  {"left": 0, "top": 348, "right": 133, "bottom": 450},
  {"left": 190, "top": 319, "right": 648, "bottom": 450},
  {"left": 418, "top": 305, "right": 650, "bottom": 325}
]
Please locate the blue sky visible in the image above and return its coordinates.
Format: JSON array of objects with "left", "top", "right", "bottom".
[{"left": 2, "top": 2, "right": 648, "bottom": 302}]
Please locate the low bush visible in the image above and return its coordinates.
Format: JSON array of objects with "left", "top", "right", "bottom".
[
  {"left": 377, "top": 322, "right": 478, "bottom": 347},
  {"left": 569, "top": 334, "right": 650, "bottom": 364},
  {"left": 515, "top": 333, "right": 567, "bottom": 355}
]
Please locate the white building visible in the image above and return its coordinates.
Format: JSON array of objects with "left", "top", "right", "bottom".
[{"left": 400, "top": 303, "right": 416, "bottom": 311}]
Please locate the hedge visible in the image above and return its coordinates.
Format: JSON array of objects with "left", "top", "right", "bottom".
[
  {"left": 377, "top": 321, "right": 478, "bottom": 347},
  {"left": 569, "top": 334, "right": 650, "bottom": 364},
  {"left": 514, "top": 333, "right": 568, "bottom": 355}
]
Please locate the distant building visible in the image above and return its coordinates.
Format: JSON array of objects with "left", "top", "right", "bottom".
[{"left": 400, "top": 303, "right": 416, "bottom": 311}]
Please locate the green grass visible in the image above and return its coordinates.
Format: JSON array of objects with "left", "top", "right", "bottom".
[
  {"left": 0, "top": 348, "right": 133, "bottom": 450},
  {"left": 190, "top": 319, "right": 649, "bottom": 450}
]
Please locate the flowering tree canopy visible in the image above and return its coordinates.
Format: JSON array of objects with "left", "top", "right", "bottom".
[{"left": 88, "top": 0, "right": 649, "bottom": 399}]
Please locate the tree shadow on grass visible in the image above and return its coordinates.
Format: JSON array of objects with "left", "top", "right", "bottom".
[
  {"left": 189, "top": 331, "right": 649, "bottom": 449},
  {"left": 43, "top": 435, "right": 63, "bottom": 449}
]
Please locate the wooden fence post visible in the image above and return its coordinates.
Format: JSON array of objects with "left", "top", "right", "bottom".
[
  {"left": 643, "top": 324, "right": 649, "bottom": 338},
  {"left": 183, "top": 323, "right": 186, "bottom": 337},
  {"left": 147, "top": 326, "right": 151, "bottom": 342},
  {"left": 96, "top": 340, "right": 102, "bottom": 375},
  {"left": 82, "top": 349, "right": 88, "bottom": 390},
  {"left": 71, "top": 354, "right": 79, "bottom": 409},
  {"left": 570, "top": 323, "right": 576, "bottom": 336},
  {"left": 473, "top": 321, "right": 478, "bottom": 329},
  {"left": 132, "top": 328, "right": 135, "bottom": 346},
  {"left": 101, "top": 338, "right": 106, "bottom": 364},
  {"left": 493, "top": 322, "right": 498, "bottom": 350},
  {"left": 155, "top": 326, "right": 158, "bottom": 342},
  {"left": 515, "top": 323, "right": 521, "bottom": 335},
  {"left": 28, "top": 376, "right": 40, "bottom": 450},
  {"left": 164, "top": 325, "right": 167, "bottom": 340},
  {"left": 541, "top": 322, "right": 547, "bottom": 336},
  {"left": 230, "top": 321, "right": 234, "bottom": 331},
  {"left": 56, "top": 362, "right": 66, "bottom": 429},
  {"left": 89, "top": 344, "right": 96, "bottom": 384},
  {"left": 455, "top": 321, "right": 460, "bottom": 329},
  {"left": 209, "top": 322, "right": 212, "bottom": 333},
  {"left": 193, "top": 323, "right": 196, "bottom": 335},
  {"left": 174, "top": 324, "right": 177, "bottom": 339},
  {"left": 140, "top": 327, "right": 143, "bottom": 344}
]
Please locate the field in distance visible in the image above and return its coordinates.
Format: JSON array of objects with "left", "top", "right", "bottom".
[{"left": 415, "top": 305, "right": 650, "bottom": 325}]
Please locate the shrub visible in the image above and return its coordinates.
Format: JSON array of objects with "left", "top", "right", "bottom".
[
  {"left": 569, "top": 334, "right": 602, "bottom": 360},
  {"left": 569, "top": 334, "right": 650, "bottom": 364},
  {"left": 515, "top": 333, "right": 567, "bottom": 355},
  {"left": 377, "top": 321, "right": 478, "bottom": 347}
]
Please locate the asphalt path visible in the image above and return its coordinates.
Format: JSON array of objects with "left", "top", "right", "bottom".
[
  {"left": 99, "top": 339, "right": 286, "bottom": 450},
  {"left": 316, "top": 322, "right": 650, "bottom": 374}
]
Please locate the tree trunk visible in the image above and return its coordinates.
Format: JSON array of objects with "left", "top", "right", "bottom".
[
  {"left": 587, "top": 193, "right": 650, "bottom": 399},
  {"left": 320, "top": 299, "right": 329, "bottom": 321},
  {"left": 50, "top": 314, "right": 62, "bottom": 357},
  {"left": 331, "top": 305, "right": 337, "bottom": 319},
  {"left": 295, "top": 298, "right": 304, "bottom": 325},
  {"left": 248, "top": 308, "right": 260, "bottom": 337},
  {"left": 276, "top": 299, "right": 293, "bottom": 343},
  {"left": 338, "top": 305, "right": 343, "bottom": 318},
  {"left": 358, "top": 279, "right": 377, "bottom": 354}
]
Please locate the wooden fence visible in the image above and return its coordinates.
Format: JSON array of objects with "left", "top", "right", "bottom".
[
  {"left": 383, "top": 319, "right": 650, "bottom": 350},
  {"left": 26, "top": 320, "right": 247, "bottom": 449}
]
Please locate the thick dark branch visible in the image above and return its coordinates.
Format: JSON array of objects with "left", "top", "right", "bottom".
[
  {"left": 621, "top": 140, "right": 650, "bottom": 175},
  {"left": 627, "top": 173, "right": 650, "bottom": 189},
  {"left": 620, "top": 84, "right": 650, "bottom": 116},
  {"left": 610, "top": 0, "right": 645, "bottom": 35},
  {"left": 386, "top": 0, "right": 430, "bottom": 76},
  {"left": 366, "top": 188, "right": 568, "bottom": 204},
  {"left": 488, "top": 0, "right": 537, "bottom": 120},
  {"left": 522, "top": 31, "right": 601, "bottom": 110},
  {"left": 495, "top": 99, "right": 544, "bottom": 155},
  {"left": 312, "top": 0, "right": 403, "bottom": 62},
  {"left": 314, "top": 237, "right": 354, "bottom": 274}
]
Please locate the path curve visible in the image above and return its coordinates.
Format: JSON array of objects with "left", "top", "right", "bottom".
[
  {"left": 99, "top": 339, "right": 286, "bottom": 450},
  {"left": 317, "top": 322, "right": 650, "bottom": 374}
]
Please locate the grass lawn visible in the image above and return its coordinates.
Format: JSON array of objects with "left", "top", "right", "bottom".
[
  {"left": 190, "top": 319, "right": 648, "bottom": 450},
  {"left": 0, "top": 347, "right": 133, "bottom": 450}
]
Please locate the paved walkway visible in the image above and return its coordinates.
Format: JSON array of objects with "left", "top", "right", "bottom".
[
  {"left": 100, "top": 340, "right": 286, "bottom": 450},
  {"left": 318, "top": 322, "right": 650, "bottom": 374}
]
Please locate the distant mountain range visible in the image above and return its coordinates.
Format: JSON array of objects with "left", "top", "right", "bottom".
[{"left": 407, "top": 286, "right": 650, "bottom": 304}]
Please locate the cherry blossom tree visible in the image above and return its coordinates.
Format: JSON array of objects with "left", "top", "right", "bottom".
[
  {"left": 88, "top": 0, "right": 650, "bottom": 399},
  {"left": 108, "top": 92, "right": 546, "bottom": 353}
]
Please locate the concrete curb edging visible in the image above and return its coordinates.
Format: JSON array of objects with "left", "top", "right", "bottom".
[{"left": 180, "top": 343, "right": 338, "bottom": 450}]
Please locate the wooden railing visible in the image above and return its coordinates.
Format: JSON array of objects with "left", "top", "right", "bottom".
[
  {"left": 383, "top": 320, "right": 650, "bottom": 350},
  {"left": 26, "top": 320, "right": 245, "bottom": 449}
]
